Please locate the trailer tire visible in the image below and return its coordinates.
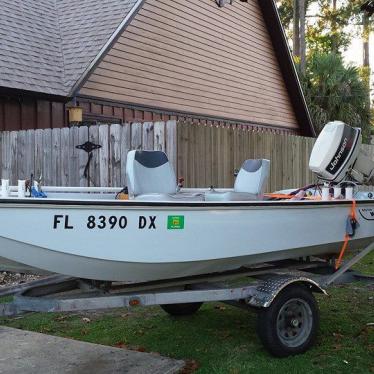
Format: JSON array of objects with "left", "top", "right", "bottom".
[
  {"left": 160, "top": 302, "right": 203, "bottom": 316},
  {"left": 256, "top": 284, "right": 319, "bottom": 357}
]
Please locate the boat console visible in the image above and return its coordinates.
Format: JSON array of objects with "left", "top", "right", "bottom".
[{"left": 309, "top": 121, "right": 374, "bottom": 185}]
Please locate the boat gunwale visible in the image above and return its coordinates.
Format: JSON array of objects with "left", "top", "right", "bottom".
[{"left": 0, "top": 198, "right": 373, "bottom": 209}]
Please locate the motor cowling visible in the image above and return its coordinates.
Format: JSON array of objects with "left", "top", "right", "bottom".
[{"left": 309, "top": 121, "right": 374, "bottom": 185}]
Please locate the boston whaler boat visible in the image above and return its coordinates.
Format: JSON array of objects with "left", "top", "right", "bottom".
[
  {"left": 0, "top": 121, "right": 373, "bottom": 283},
  {"left": 1, "top": 121, "right": 373, "bottom": 358}
]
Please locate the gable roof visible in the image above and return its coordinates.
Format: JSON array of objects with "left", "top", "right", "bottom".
[
  {"left": 0, "top": 0, "right": 315, "bottom": 136},
  {"left": 258, "top": 0, "right": 315, "bottom": 137},
  {"left": 0, "top": 0, "right": 140, "bottom": 97}
]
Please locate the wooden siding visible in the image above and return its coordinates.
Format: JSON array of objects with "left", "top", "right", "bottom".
[
  {"left": 0, "top": 95, "right": 66, "bottom": 130},
  {"left": 76, "top": 97, "right": 299, "bottom": 134},
  {"left": 77, "top": 98, "right": 175, "bottom": 123},
  {"left": 2, "top": 93, "right": 294, "bottom": 133},
  {"left": 79, "top": 0, "right": 299, "bottom": 130}
]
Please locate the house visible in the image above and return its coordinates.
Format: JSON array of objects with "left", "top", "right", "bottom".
[{"left": 0, "top": 0, "right": 315, "bottom": 136}]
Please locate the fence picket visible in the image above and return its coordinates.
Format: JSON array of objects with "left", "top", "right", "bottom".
[
  {"left": 166, "top": 120, "right": 177, "bottom": 172},
  {"left": 154, "top": 121, "right": 165, "bottom": 152},
  {"left": 78, "top": 126, "right": 89, "bottom": 187},
  {"left": 110, "top": 124, "right": 122, "bottom": 187},
  {"left": 142, "top": 122, "right": 154, "bottom": 150},
  {"left": 51, "top": 129, "right": 61, "bottom": 186},
  {"left": 17, "top": 130, "right": 27, "bottom": 181},
  {"left": 131, "top": 122, "right": 142, "bottom": 150},
  {"left": 60, "top": 128, "right": 70, "bottom": 186},
  {"left": 120, "top": 123, "right": 131, "bottom": 187},
  {"left": 99, "top": 125, "right": 109, "bottom": 187}
]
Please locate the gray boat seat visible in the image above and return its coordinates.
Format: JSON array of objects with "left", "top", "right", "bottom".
[
  {"left": 126, "top": 150, "right": 204, "bottom": 201},
  {"left": 205, "top": 159, "right": 270, "bottom": 201}
]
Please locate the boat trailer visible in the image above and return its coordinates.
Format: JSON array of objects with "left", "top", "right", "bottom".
[{"left": 1, "top": 242, "right": 373, "bottom": 357}]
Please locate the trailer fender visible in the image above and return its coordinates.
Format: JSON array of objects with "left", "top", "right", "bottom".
[{"left": 246, "top": 275, "right": 327, "bottom": 308}]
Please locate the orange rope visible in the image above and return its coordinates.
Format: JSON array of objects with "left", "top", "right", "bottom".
[{"left": 335, "top": 200, "right": 357, "bottom": 270}]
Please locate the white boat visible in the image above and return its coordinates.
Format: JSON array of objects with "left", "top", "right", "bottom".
[
  {"left": 0, "top": 121, "right": 373, "bottom": 282},
  {"left": 0, "top": 258, "right": 49, "bottom": 275}
]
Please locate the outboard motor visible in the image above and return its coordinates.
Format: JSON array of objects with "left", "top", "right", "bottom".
[{"left": 309, "top": 121, "right": 374, "bottom": 185}]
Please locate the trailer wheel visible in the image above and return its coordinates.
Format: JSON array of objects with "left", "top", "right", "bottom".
[
  {"left": 160, "top": 302, "right": 203, "bottom": 316},
  {"left": 256, "top": 284, "right": 319, "bottom": 357}
]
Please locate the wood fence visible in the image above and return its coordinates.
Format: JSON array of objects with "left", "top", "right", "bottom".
[
  {"left": 1, "top": 120, "right": 373, "bottom": 191},
  {"left": 177, "top": 122, "right": 374, "bottom": 192},
  {"left": 0, "top": 121, "right": 177, "bottom": 187}
]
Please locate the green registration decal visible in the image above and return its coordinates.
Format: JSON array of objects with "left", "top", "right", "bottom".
[{"left": 167, "top": 215, "right": 185, "bottom": 230}]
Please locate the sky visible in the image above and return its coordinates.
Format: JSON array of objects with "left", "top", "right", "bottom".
[
  {"left": 344, "top": 36, "right": 371, "bottom": 66},
  {"left": 344, "top": 39, "right": 374, "bottom": 98}
]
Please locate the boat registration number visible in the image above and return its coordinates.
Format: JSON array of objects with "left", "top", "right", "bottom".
[{"left": 52, "top": 214, "right": 157, "bottom": 230}]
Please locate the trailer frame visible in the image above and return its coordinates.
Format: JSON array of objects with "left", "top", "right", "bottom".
[{"left": 0, "top": 241, "right": 373, "bottom": 356}]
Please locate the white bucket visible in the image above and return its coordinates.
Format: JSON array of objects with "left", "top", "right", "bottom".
[
  {"left": 333, "top": 187, "right": 342, "bottom": 199},
  {"left": 345, "top": 187, "right": 354, "bottom": 200},
  {"left": 322, "top": 186, "right": 330, "bottom": 201},
  {"left": 1, "top": 179, "right": 9, "bottom": 198},
  {"left": 18, "top": 180, "right": 26, "bottom": 198}
]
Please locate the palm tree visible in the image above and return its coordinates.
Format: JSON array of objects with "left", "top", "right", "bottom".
[{"left": 300, "top": 53, "right": 371, "bottom": 142}]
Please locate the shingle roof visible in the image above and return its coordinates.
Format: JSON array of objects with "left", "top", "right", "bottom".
[{"left": 0, "top": 0, "right": 139, "bottom": 97}]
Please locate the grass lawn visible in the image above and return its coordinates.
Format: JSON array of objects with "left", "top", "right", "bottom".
[{"left": 0, "top": 252, "right": 373, "bottom": 374}]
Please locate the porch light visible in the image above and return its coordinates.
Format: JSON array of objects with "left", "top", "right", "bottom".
[{"left": 68, "top": 106, "right": 83, "bottom": 124}]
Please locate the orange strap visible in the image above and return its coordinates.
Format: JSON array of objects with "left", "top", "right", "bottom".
[
  {"left": 264, "top": 193, "right": 294, "bottom": 199},
  {"left": 335, "top": 234, "right": 350, "bottom": 270},
  {"left": 351, "top": 199, "right": 357, "bottom": 220},
  {"left": 335, "top": 200, "right": 357, "bottom": 270},
  {"left": 264, "top": 193, "right": 321, "bottom": 201}
]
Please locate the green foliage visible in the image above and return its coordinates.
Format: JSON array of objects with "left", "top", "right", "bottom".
[
  {"left": 300, "top": 53, "right": 371, "bottom": 142},
  {"left": 277, "top": 0, "right": 294, "bottom": 30},
  {"left": 277, "top": 0, "right": 366, "bottom": 54},
  {"left": 277, "top": 1, "right": 373, "bottom": 141},
  {"left": 306, "top": 0, "right": 363, "bottom": 54}
]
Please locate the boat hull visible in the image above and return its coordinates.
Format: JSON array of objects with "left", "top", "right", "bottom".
[
  {"left": 0, "top": 256, "right": 49, "bottom": 274},
  {"left": 0, "top": 199, "right": 373, "bottom": 282}
]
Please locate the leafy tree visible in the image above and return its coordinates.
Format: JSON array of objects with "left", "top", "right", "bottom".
[
  {"left": 300, "top": 52, "right": 371, "bottom": 142},
  {"left": 277, "top": 0, "right": 365, "bottom": 55},
  {"left": 278, "top": 1, "right": 373, "bottom": 140},
  {"left": 277, "top": 0, "right": 294, "bottom": 30},
  {"left": 306, "top": 0, "right": 363, "bottom": 54}
]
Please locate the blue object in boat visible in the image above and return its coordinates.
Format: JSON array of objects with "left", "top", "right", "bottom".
[{"left": 31, "top": 187, "right": 47, "bottom": 198}]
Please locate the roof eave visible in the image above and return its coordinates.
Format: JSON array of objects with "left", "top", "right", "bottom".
[
  {"left": 257, "top": 0, "right": 316, "bottom": 137},
  {"left": 68, "top": 0, "right": 146, "bottom": 98},
  {"left": 0, "top": 86, "right": 70, "bottom": 103}
]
